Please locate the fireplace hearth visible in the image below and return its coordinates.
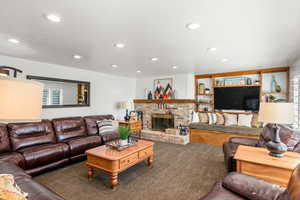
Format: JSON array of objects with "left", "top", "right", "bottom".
[{"left": 152, "top": 113, "right": 174, "bottom": 131}]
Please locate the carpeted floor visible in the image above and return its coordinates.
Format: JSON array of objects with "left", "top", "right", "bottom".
[{"left": 34, "top": 142, "right": 226, "bottom": 200}]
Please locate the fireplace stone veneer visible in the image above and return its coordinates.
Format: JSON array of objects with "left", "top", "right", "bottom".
[{"left": 134, "top": 102, "right": 195, "bottom": 130}]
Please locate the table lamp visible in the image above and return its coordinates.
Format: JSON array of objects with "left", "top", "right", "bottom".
[
  {"left": 258, "top": 103, "right": 294, "bottom": 158},
  {"left": 0, "top": 70, "right": 43, "bottom": 123},
  {"left": 119, "top": 101, "right": 133, "bottom": 121}
]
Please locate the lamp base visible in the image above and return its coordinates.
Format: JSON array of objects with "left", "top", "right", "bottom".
[{"left": 266, "top": 124, "right": 287, "bottom": 158}]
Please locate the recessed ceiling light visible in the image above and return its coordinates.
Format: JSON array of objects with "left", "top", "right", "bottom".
[
  {"left": 115, "top": 43, "right": 125, "bottom": 48},
  {"left": 172, "top": 66, "right": 178, "bottom": 69},
  {"left": 151, "top": 57, "right": 158, "bottom": 62},
  {"left": 136, "top": 70, "right": 141, "bottom": 73},
  {"left": 111, "top": 64, "right": 118, "bottom": 68},
  {"left": 46, "top": 14, "right": 61, "bottom": 23},
  {"left": 8, "top": 38, "right": 20, "bottom": 44},
  {"left": 186, "top": 23, "right": 200, "bottom": 30},
  {"left": 207, "top": 47, "right": 217, "bottom": 52},
  {"left": 221, "top": 58, "right": 229, "bottom": 63},
  {"left": 73, "top": 54, "right": 82, "bottom": 59}
]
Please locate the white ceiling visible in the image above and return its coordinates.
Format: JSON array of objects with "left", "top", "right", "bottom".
[{"left": 0, "top": 0, "right": 300, "bottom": 78}]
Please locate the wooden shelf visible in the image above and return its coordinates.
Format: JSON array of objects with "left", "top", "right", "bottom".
[
  {"left": 197, "top": 94, "right": 213, "bottom": 96},
  {"left": 196, "top": 110, "right": 255, "bottom": 114},
  {"left": 214, "top": 84, "right": 260, "bottom": 88},
  {"left": 196, "top": 102, "right": 213, "bottom": 105},
  {"left": 133, "top": 99, "right": 195, "bottom": 104},
  {"left": 261, "top": 92, "right": 288, "bottom": 95}
]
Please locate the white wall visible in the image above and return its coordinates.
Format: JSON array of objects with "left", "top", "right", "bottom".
[
  {"left": 0, "top": 55, "right": 136, "bottom": 120},
  {"left": 135, "top": 74, "right": 195, "bottom": 99},
  {"left": 290, "top": 59, "right": 300, "bottom": 101}
]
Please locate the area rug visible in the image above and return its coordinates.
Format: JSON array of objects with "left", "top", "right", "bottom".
[{"left": 34, "top": 142, "right": 226, "bottom": 200}]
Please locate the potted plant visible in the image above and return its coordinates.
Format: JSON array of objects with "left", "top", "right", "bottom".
[{"left": 118, "top": 126, "right": 131, "bottom": 146}]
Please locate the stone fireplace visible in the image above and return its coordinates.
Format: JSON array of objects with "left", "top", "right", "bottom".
[
  {"left": 151, "top": 113, "right": 174, "bottom": 131},
  {"left": 133, "top": 99, "right": 195, "bottom": 145}
]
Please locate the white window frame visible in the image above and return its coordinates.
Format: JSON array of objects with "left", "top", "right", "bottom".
[
  {"left": 294, "top": 76, "right": 300, "bottom": 129},
  {"left": 42, "top": 88, "right": 63, "bottom": 106}
]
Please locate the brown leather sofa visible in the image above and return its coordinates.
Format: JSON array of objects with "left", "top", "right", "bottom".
[
  {"left": 0, "top": 114, "right": 117, "bottom": 200},
  {"left": 200, "top": 163, "right": 300, "bottom": 200},
  {"left": 223, "top": 124, "right": 300, "bottom": 172}
]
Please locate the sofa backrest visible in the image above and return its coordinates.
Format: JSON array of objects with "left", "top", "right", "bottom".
[
  {"left": 258, "top": 124, "right": 300, "bottom": 151},
  {"left": 52, "top": 117, "right": 87, "bottom": 142},
  {"left": 84, "top": 115, "right": 114, "bottom": 135},
  {"left": 8, "top": 120, "right": 56, "bottom": 151},
  {"left": 0, "top": 124, "right": 11, "bottom": 154}
]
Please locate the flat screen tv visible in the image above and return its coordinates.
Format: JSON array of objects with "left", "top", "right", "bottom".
[{"left": 214, "top": 86, "right": 260, "bottom": 111}]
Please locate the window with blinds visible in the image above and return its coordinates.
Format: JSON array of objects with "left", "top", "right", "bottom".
[
  {"left": 42, "top": 88, "right": 63, "bottom": 106},
  {"left": 294, "top": 76, "right": 300, "bottom": 129}
]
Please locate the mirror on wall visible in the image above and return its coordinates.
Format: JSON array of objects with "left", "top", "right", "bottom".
[{"left": 27, "top": 75, "right": 90, "bottom": 108}]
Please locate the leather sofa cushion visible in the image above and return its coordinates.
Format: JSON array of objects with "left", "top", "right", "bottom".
[
  {"left": 65, "top": 135, "right": 101, "bottom": 156},
  {"left": 18, "top": 143, "right": 69, "bottom": 170},
  {"left": 222, "top": 172, "right": 284, "bottom": 200},
  {"left": 0, "top": 152, "right": 26, "bottom": 169},
  {"left": 8, "top": 120, "right": 56, "bottom": 151},
  {"left": 0, "top": 124, "right": 11, "bottom": 154},
  {"left": 101, "top": 131, "right": 119, "bottom": 144},
  {"left": 16, "top": 176, "right": 64, "bottom": 200},
  {"left": 0, "top": 161, "right": 30, "bottom": 179},
  {"left": 52, "top": 117, "right": 87, "bottom": 142},
  {"left": 199, "top": 181, "right": 245, "bottom": 200},
  {"left": 84, "top": 115, "right": 114, "bottom": 135}
]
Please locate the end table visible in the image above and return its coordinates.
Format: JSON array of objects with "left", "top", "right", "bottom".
[
  {"left": 234, "top": 145, "right": 300, "bottom": 187},
  {"left": 119, "top": 120, "right": 142, "bottom": 138}
]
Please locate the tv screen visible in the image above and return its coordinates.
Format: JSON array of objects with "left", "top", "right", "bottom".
[{"left": 214, "top": 86, "right": 260, "bottom": 111}]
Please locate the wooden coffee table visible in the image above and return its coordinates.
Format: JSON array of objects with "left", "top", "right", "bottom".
[{"left": 86, "top": 140, "right": 154, "bottom": 189}]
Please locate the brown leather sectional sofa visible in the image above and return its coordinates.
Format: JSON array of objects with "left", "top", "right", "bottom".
[
  {"left": 0, "top": 115, "right": 118, "bottom": 200},
  {"left": 200, "top": 163, "right": 300, "bottom": 200}
]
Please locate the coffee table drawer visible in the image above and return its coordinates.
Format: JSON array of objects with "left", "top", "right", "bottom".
[
  {"left": 120, "top": 153, "right": 138, "bottom": 169},
  {"left": 139, "top": 147, "right": 153, "bottom": 159}
]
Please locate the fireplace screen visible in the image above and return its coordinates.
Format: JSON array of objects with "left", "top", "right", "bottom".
[{"left": 152, "top": 113, "right": 174, "bottom": 131}]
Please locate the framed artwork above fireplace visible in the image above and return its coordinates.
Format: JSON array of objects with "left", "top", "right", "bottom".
[{"left": 153, "top": 78, "right": 174, "bottom": 99}]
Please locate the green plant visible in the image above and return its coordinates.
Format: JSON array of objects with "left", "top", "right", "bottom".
[{"left": 118, "top": 126, "right": 131, "bottom": 140}]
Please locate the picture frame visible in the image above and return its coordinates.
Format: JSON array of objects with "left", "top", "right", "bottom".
[{"left": 153, "top": 78, "right": 174, "bottom": 99}]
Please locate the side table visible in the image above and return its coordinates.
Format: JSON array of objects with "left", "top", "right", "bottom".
[
  {"left": 234, "top": 145, "right": 300, "bottom": 187},
  {"left": 119, "top": 120, "right": 142, "bottom": 138}
]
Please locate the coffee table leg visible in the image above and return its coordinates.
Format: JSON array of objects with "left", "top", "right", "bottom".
[
  {"left": 111, "top": 172, "right": 118, "bottom": 190},
  {"left": 87, "top": 166, "right": 93, "bottom": 180},
  {"left": 147, "top": 156, "right": 153, "bottom": 167}
]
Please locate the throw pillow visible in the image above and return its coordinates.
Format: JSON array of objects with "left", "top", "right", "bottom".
[
  {"left": 97, "top": 120, "right": 118, "bottom": 135},
  {"left": 216, "top": 113, "right": 225, "bottom": 125},
  {"left": 191, "top": 112, "right": 200, "bottom": 123},
  {"left": 0, "top": 174, "right": 28, "bottom": 200},
  {"left": 198, "top": 113, "right": 209, "bottom": 124},
  {"left": 251, "top": 113, "right": 261, "bottom": 128},
  {"left": 238, "top": 114, "right": 253, "bottom": 128},
  {"left": 208, "top": 113, "right": 217, "bottom": 125},
  {"left": 224, "top": 113, "right": 238, "bottom": 126}
]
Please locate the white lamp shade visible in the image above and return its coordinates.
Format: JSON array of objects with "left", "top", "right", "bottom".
[
  {"left": 119, "top": 101, "right": 133, "bottom": 109},
  {"left": 258, "top": 103, "right": 294, "bottom": 124},
  {"left": 0, "top": 77, "right": 43, "bottom": 123}
]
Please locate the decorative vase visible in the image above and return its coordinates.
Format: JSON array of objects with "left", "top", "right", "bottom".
[
  {"left": 271, "top": 75, "right": 277, "bottom": 92},
  {"left": 147, "top": 91, "right": 153, "bottom": 100},
  {"left": 266, "top": 124, "right": 287, "bottom": 158},
  {"left": 120, "top": 139, "right": 128, "bottom": 146},
  {"left": 124, "top": 109, "right": 130, "bottom": 121}
]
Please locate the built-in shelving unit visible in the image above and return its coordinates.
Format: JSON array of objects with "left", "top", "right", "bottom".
[{"left": 194, "top": 67, "right": 290, "bottom": 112}]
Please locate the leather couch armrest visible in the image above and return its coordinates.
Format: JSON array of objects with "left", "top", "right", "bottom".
[
  {"left": 293, "top": 141, "right": 300, "bottom": 153},
  {"left": 229, "top": 137, "right": 259, "bottom": 147},
  {"left": 222, "top": 172, "right": 284, "bottom": 200}
]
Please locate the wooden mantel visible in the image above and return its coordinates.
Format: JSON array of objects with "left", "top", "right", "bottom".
[{"left": 133, "top": 99, "right": 195, "bottom": 104}]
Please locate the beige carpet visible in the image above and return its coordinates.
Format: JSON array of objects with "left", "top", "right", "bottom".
[{"left": 34, "top": 142, "right": 226, "bottom": 200}]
